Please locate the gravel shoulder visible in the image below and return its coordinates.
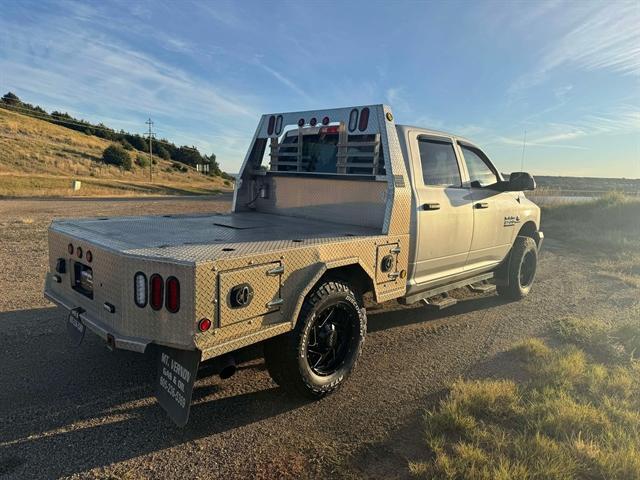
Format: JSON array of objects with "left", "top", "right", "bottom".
[{"left": 0, "top": 196, "right": 636, "bottom": 479}]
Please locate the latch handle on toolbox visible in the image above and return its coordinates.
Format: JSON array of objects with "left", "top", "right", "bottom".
[{"left": 266, "top": 265, "right": 285, "bottom": 276}]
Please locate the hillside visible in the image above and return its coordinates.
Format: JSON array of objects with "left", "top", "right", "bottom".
[{"left": 0, "top": 108, "right": 233, "bottom": 197}]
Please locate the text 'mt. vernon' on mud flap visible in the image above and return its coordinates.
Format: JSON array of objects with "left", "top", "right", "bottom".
[{"left": 154, "top": 345, "right": 202, "bottom": 426}]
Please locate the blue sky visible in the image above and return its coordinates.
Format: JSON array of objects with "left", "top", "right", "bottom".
[{"left": 1, "top": 0, "right": 638, "bottom": 177}]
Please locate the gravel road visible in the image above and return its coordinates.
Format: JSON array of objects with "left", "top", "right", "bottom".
[{"left": 0, "top": 196, "right": 636, "bottom": 479}]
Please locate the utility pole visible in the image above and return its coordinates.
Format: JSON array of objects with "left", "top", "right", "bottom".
[{"left": 145, "top": 118, "right": 155, "bottom": 182}]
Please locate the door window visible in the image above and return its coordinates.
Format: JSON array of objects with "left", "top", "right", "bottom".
[
  {"left": 418, "top": 138, "right": 462, "bottom": 187},
  {"left": 460, "top": 145, "right": 499, "bottom": 188}
]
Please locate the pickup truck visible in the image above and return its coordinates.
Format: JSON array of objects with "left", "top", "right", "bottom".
[{"left": 44, "top": 104, "right": 543, "bottom": 425}]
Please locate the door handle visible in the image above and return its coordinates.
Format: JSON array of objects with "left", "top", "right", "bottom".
[
  {"left": 475, "top": 202, "right": 489, "bottom": 209},
  {"left": 422, "top": 203, "right": 440, "bottom": 211}
]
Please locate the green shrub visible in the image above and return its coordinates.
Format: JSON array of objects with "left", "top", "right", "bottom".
[
  {"left": 119, "top": 139, "right": 134, "bottom": 151},
  {"left": 135, "top": 154, "right": 149, "bottom": 168},
  {"left": 102, "top": 144, "right": 132, "bottom": 170}
]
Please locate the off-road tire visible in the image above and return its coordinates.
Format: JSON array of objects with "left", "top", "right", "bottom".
[
  {"left": 264, "top": 280, "right": 366, "bottom": 399},
  {"left": 496, "top": 236, "right": 538, "bottom": 300}
]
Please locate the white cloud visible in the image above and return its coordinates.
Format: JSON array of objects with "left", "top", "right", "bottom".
[
  {"left": 252, "top": 57, "right": 312, "bottom": 101},
  {"left": 0, "top": 5, "right": 260, "bottom": 169},
  {"left": 509, "top": 2, "right": 640, "bottom": 96}
]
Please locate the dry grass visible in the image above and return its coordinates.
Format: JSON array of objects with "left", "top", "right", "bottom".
[
  {"left": 542, "top": 192, "right": 640, "bottom": 287},
  {"left": 0, "top": 108, "right": 232, "bottom": 196},
  {"left": 411, "top": 314, "right": 640, "bottom": 480}
]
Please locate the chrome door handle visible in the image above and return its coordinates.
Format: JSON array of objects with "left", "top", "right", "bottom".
[
  {"left": 422, "top": 203, "right": 440, "bottom": 211},
  {"left": 475, "top": 202, "right": 489, "bottom": 209}
]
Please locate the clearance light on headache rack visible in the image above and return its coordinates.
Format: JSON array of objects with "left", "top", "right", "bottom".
[
  {"left": 322, "top": 116, "right": 330, "bottom": 125},
  {"left": 309, "top": 117, "right": 317, "bottom": 127},
  {"left": 67, "top": 243, "right": 74, "bottom": 255},
  {"left": 86, "top": 250, "right": 93, "bottom": 263},
  {"left": 358, "top": 107, "right": 370, "bottom": 132},
  {"left": 297, "top": 118, "right": 305, "bottom": 127},
  {"left": 134, "top": 272, "right": 147, "bottom": 308},
  {"left": 76, "top": 246, "right": 83, "bottom": 259}
]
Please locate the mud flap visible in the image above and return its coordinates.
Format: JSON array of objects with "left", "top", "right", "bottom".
[{"left": 154, "top": 346, "right": 202, "bottom": 427}]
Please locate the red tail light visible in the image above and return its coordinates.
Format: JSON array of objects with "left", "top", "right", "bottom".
[
  {"left": 165, "top": 276, "right": 180, "bottom": 313},
  {"left": 150, "top": 274, "right": 164, "bottom": 311},
  {"left": 358, "top": 107, "right": 370, "bottom": 132}
]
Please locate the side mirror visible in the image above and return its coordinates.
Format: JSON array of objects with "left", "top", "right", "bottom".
[{"left": 508, "top": 172, "right": 536, "bottom": 191}]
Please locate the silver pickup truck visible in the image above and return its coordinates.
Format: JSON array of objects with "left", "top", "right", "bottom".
[{"left": 44, "top": 104, "right": 542, "bottom": 425}]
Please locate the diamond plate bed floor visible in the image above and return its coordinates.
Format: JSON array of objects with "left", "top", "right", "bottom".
[{"left": 52, "top": 212, "right": 382, "bottom": 263}]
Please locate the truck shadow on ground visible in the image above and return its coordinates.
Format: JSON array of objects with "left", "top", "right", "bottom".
[{"left": 0, "top": 293, "right": 509, "bottom": 478}]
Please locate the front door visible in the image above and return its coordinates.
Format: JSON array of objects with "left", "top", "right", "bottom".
[
  {"left": 411, "top": 135, "right": 474, "bottom": 286},
  {"left": 458, "top": 143, "right": 517, "bottom": 270}
]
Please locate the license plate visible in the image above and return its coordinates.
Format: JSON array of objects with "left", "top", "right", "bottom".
[{"left": 66, "top": 308, "right": 86, "bottom": 346}]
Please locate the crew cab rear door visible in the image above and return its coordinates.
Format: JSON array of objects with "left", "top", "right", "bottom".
[
  {"left": 458, "top": 142, "right": 517, "bottom": 269},
  {"left": 409, "top": 134, "right": 474, "bottom": 285}
]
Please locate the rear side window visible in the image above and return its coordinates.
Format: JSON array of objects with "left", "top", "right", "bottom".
[
  {"left": 418, "top": 138, "right": 462, "bottom": 187},
  {"left": 460, "top": 145, "right": 499, "bottom": 187}
]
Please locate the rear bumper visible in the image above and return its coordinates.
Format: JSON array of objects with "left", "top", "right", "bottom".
[
  {"left": 45, "top": 289, "right": 150, "bottom": 353},
  {"left": 534, "top": 230, "right": 544, "bottom": 251}
]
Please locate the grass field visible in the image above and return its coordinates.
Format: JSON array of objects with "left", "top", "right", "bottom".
[
  {"left": 410, "top": 196, "right": 640, "bottom": 479},
  {"left": 542, "top": 192, "right": 640, "bottom": 287},
  {"left": 0, "top": 108, "right": 232, "bottom": 196}
]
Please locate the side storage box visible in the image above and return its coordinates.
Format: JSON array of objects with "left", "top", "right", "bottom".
[
  {"left": 375, "top": 242, "right": 400, "bottom": 284},
  {"left": 217, "top": 262, "right": 282, "bottom": 327}
]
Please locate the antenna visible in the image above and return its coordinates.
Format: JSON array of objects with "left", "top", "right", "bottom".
[
  {"left": 520, "top": 130, "right": 527, "bottom": 171},
  {"left": 145, "top": 118, "right": 155, "bottom": 182}
]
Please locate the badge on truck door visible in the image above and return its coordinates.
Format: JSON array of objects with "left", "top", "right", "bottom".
[{"left": 155, "top": 346, "right": 201, "bottom": 427}]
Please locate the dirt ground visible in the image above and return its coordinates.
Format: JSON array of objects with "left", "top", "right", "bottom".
[{"left": 0, "top": 196, "right": 636, "bottom": 479}]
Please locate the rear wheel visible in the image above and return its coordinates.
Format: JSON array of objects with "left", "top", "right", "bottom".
[
  {"left": 264, "top": 280, "right": 366, "bottom": 398},
  {"left": 496, "top": 236, "right": 538, "bottom": 300}
]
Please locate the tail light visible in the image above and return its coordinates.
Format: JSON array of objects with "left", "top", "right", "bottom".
[
  {"left": 275, "top": 115, "right": 283, "bottom": 135},
  {"left": 358, "top": 107, "right": 370, "bottom": 132},
  {"left": 166, "top": 276, "right": 180, "bottom": 313},
  {"left": 134, "top": 272, "right": 147, "bottom": 308},
  {"left": 150, "top": 274, "right": 163, "bottom": 310}
]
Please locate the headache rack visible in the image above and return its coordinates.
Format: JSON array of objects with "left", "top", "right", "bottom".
[{"left": 268, "top": 123, "right": 384, "bottom": 175}]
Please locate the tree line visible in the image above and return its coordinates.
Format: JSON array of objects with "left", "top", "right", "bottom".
[{"left": 1, "top": 92, "right": 232, "bottom": 179}]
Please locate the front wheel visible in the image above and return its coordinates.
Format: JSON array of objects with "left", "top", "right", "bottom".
[
  {"left": 264, "top": 280, "right": 366, "bottom": 398},
  {"left": 496, "top": 236, "right": 538, "bottom": 300}
]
